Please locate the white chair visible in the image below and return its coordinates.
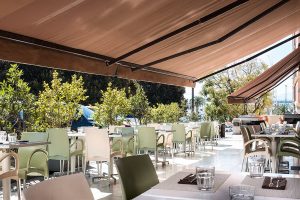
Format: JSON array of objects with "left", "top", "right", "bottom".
[
  {"left": 83, "top": 127, "right": 112, "bottom": 182},
  {"left": 23, "top": 173, "right": 93, "bottom": 200}
]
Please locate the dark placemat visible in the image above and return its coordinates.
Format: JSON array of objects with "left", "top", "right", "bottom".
[
  {"left": 178, "top": 173, "right": 197, "bottom": 185},
  {"left": 262, "top": 176, "right": 287, "bottom": 190}
]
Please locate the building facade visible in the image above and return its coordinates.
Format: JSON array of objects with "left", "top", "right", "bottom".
[{"left": 293, "top": 32, "right": 300, "bottom": 113}]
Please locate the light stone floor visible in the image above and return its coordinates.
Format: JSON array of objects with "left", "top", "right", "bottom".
[
  {"left": 90, "top": 133, "right": 244, "bottom": 200},
  {"left": 6, "top": 133, "right": 247, "bottom": 200}
]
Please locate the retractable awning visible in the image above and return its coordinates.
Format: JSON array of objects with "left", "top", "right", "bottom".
[
  {"left": 228, "top": 47, "right": 300, "bottom": 104},
  {"left": 0, "top": 0, "right": 300, "bottom": 87}
]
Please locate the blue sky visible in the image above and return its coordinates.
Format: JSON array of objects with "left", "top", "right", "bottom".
[{"left": 184, "top": 39, "right": 294, "bottom": 101}]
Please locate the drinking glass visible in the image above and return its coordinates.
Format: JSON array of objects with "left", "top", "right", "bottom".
[
  {"left": 229, "top": 185, "right": 255, "bottom": 200},
  {"left": 8, "top": 134, "right": 17, "bottom": 142},
  {"left": 196, "top": 166, "right": 215, "bottom": 190},
  {"left": 0, "top": 131, "right": 7, "bottom": 142},
  {"left": 248, "top": 158, "right": 264, "bottom": 178}
]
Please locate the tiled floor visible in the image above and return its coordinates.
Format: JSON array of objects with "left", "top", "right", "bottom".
[
  {"left": 90, "top": 133, "right": 244, "bottom": 199},
  {"left": 5, "top": 133, "right": 246, "bottom": 200}
]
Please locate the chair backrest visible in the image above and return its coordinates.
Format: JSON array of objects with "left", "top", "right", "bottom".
[
  {"left": 19, "top": 132, "right": 49, "bottom": 169},
  {"left": 116, "top": 154, "right": 159, "bottom": 200},
  {"left": 0, "top": 152, "right": 19, "bottom": 180},
  {"left": 295, "top": 121, "right": 300, "bottom": 137},
  {"left": 210, "top": 121, "right": 219, "bottom": 137},
  {"left": 171, "top": 123, "right": 186, "bottom": 143},
  {"left": 240, "top": 125, "right": 252, "bottom": 153},
  {"left": 23, "top": 173, "right": 94, "bottom": 200},
  {"left": 117, "top": 127, "right": 134, "bottom": 137},
  {"left": 136, "top": 127, "right": 157, "bottom": 150},
  {"left": 84, "top": 127, "right": 110, "bottom": 162},
  {"left": 147, "top": 123, "right": 161, "bottom": 130},
  {"left": 47, "top": 128, "right": 70, "bottom": 160},
  {"left": 199, "top": 122, "right": 211, "bottom": 139}
]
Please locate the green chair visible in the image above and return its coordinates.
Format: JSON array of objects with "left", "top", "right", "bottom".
[
  {"left": 115, "top": 154, "right": 159, "bottom": 200},
  {"left": 171, "top": 123, "right": 192, "bottom": 157},
  {"left": 18, "top": 132, "right": 49, "bottom": 187},
  {"left": 119, "top": 127, "right": 135, "bottom": 156},
  {"left": 277, "top": 137, "right": 300, "bottom": 172},
  {"left": 136, "top": 127, "right": 164, "bottom": 167},
  {"left": 47, "top": 128, "right": 82, "bottom": 174},
  {"left": 112, "top": 127, "right": 134, "bottom": 157},
  {"left": 198, "top": 122, "right": 212, "bottom": 150}
]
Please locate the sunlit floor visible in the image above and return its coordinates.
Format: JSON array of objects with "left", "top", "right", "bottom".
[
  {"left": 4, "top": 133, "right": 252, "bottom": 200},
  {"left": 89, "top": 132, "right": 245, "bottom": 200}
]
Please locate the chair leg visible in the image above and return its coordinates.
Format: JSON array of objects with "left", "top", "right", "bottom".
[
  {"left": 155, "top": 149, "right": 158, "bottom": 169},
  {"left": 83, "top": 157, "right": 86, "bottom": 175},
  {"left": 23, "top": 179, "right": 26, "bottom": 189},
  {"left": 171, "top": 143, "right": 174, "bottom": 159},
  {"left": 241, "top": 157, "right": 245, "bottom": 172},
  {"left": 17, "top": 179, "right": 21, "bottom": 200}
]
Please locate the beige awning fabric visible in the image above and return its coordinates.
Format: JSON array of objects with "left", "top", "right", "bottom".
[
  {"left": 0, "top": 0, "right": 300, "bottom": 87},
  {"left": 228, "top": 47, "right": 300, "bottom": 104}
]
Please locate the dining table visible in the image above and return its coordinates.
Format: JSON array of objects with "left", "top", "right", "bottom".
[
  {"left": 252, "top": 130, "right": 296, "bottom": 172},
  {"left": 0, "top": 141, "right": 50, "bottom": 200},
  {"left": 134, "top": 170, "right": 300, "bottom": 200}
]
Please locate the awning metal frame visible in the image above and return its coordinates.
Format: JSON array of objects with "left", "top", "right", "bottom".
[
  {"left": 195, "top": 32, "right": 300, "bottom": 82},
  {"left": 0, "top": 29, "right": 196, "bottom": 81}
]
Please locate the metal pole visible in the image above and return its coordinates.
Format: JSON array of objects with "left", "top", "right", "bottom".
[{"left": 191, "top": 88, "right": 195, "bottom": 113}]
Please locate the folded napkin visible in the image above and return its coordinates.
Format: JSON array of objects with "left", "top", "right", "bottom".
[
  {"left": 262, "top": 176, "right": 287, "bottom": 190},
  {"left": 178, "top": 173, "right": 197, "bottom": 185}
]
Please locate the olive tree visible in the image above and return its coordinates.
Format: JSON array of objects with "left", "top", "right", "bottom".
[
  {"left": 93, "top": 83, "right": 131, "bottom": 127},
  {"left": 34, "top": 71, "right": 87, "bottom": 131},
  {"left": 0, "top": 64, "right": 35, "bottom": 132}
]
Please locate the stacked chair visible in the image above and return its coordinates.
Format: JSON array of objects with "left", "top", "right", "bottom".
[
  {"left": 276, "top": 121, "right": 300, "bottom": 173},
  {"left": 240, "top": 125, "right": 273, "bottom": 172}
]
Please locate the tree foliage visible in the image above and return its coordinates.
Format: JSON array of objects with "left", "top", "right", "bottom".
[
  {"left": 272, "top": 104, "right": 293, "bottom": 114},
  {"left": 34, "top": 71, "right": 87, "bottom": 131},
  {"left": 93, "top": 83, "right": 131, "bottom": 127},
  {"left": 202, "top": 60, "right": 272, "bottom": 122},
  {"left": 0, "top": 64, "right": 35, "bottom": 132},
  {"left": 130, "top": 82, "right": 150, "bottom": 125},
  {"left": 150, "top": 103, "right": 182, "bottom": 123}
]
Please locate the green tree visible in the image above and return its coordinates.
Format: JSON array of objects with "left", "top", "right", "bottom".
[
  {"left": 93, "top": 83, "right": 131, "bottom": 127},
  {"left": 34, "top": 71, "right": 87, "bottom": 131},
  {"left": 130, "top": 82, "right": 150, "bottom": 125},
  {"left": 0, "top": 64, "right": 35, "bottom": 132},
  {"left": 194, "top": 96, "right": 205, "bottom": 115},
  {"left": 272, "top": 104, "right": 293, "bottom": 114},
  {"left": 202, "top": 60, "right": 272, "bottom": 122},
  {"left": 150, "top": 103, "right": 182, "bottom": 123}
]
